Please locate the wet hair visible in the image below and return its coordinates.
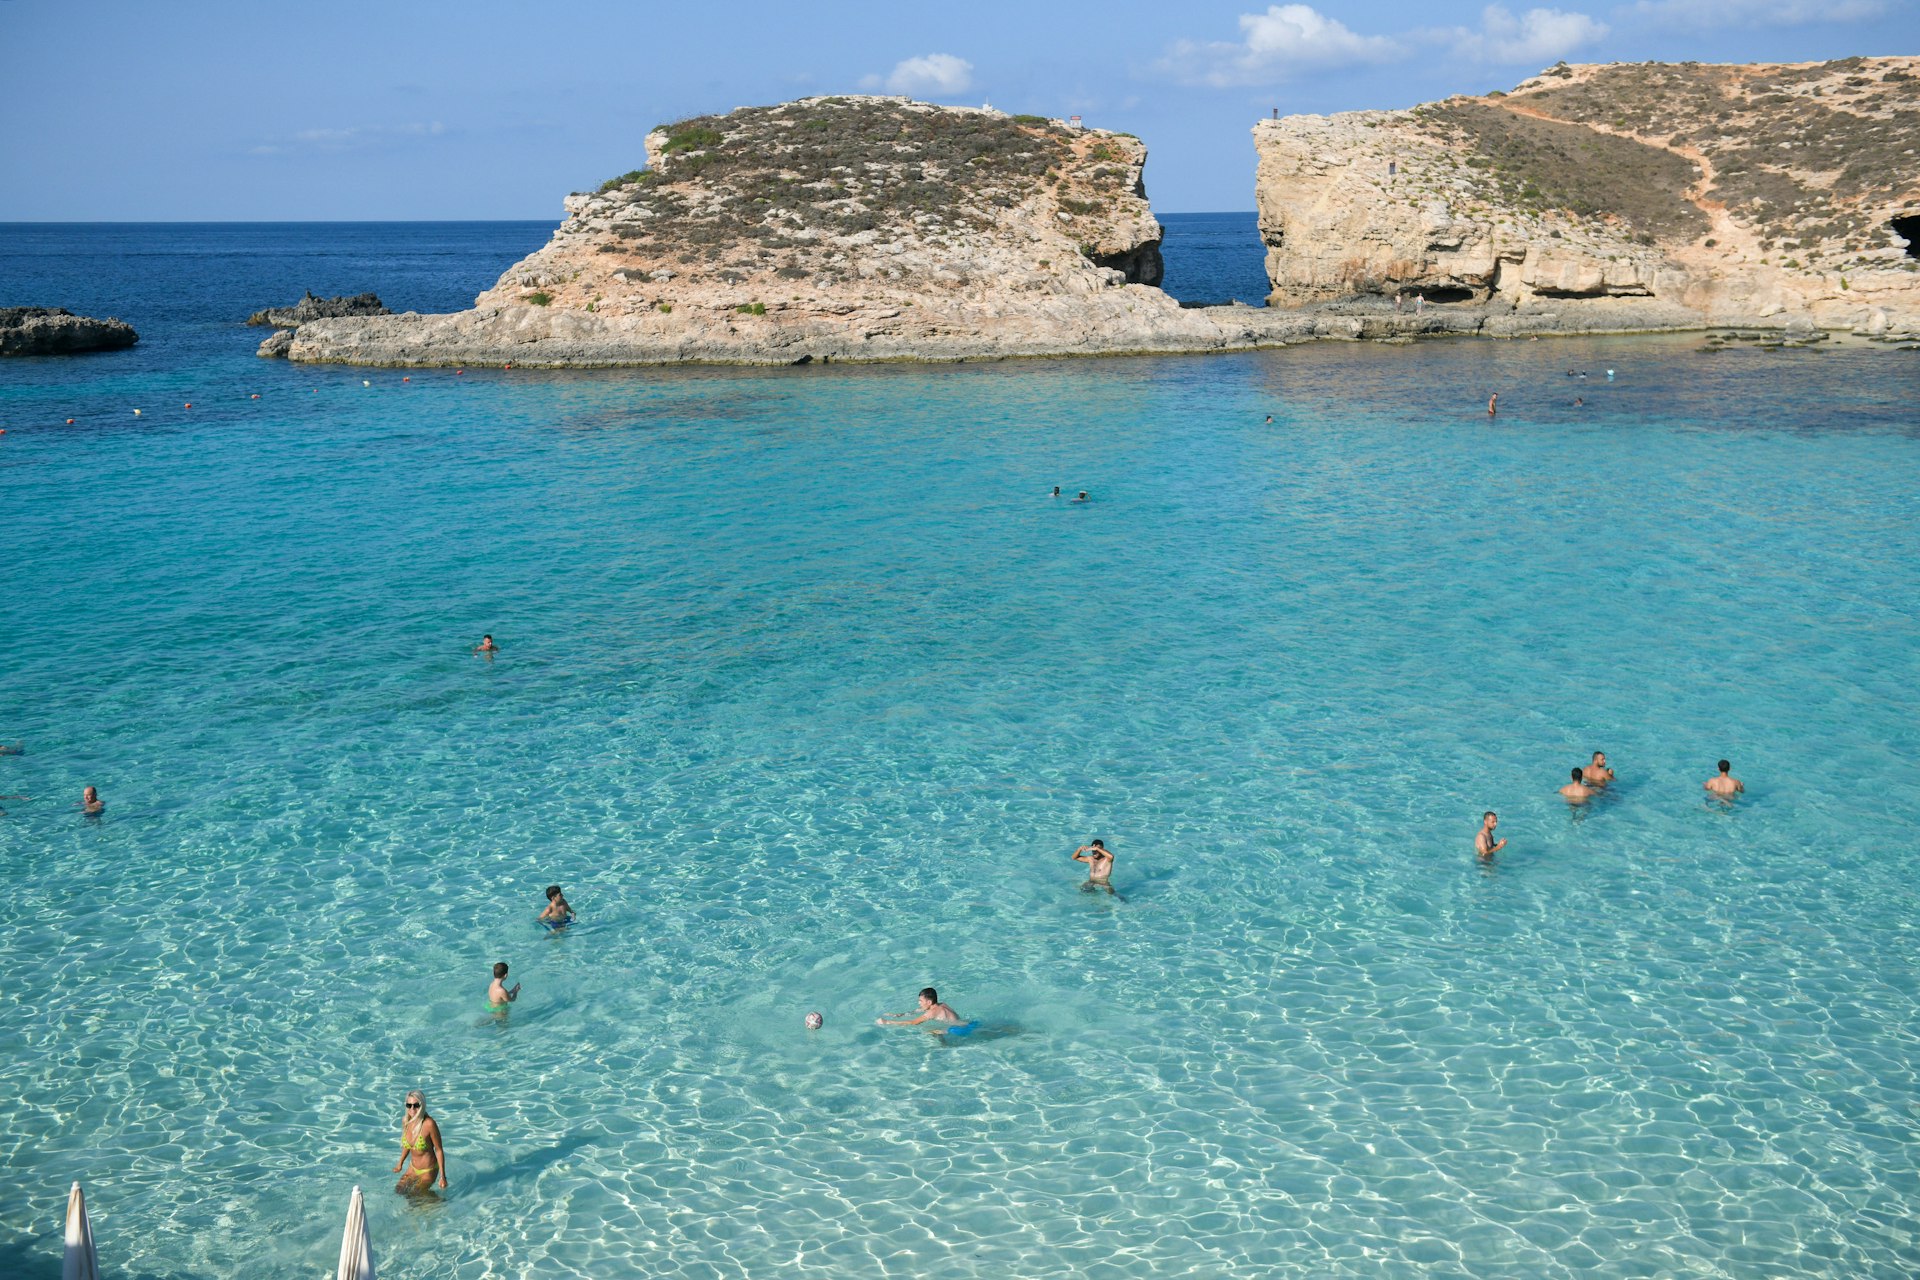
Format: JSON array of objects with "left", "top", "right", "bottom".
[
  {"left": 919, "top": 987, "right": 938, "bottom": 1004},
  {"left": 1591, "top": 751, "right": 1605, "bottom": 762},
  {"left": 1718, "top": 759, "right": 1731, "bottom": 773},
  {"left": 546, "top": 885, "right": 563, "bottom": 900},
  {"left": 482, "top": 634, "right": 492, "bottom": 640},
  {"left": 1572, "top": 768, "right": 1585, "bottom": 781},
  {"left": 493, "top": 962, "right": 509, "bottom": 979},
  {"left": 1483, "top": 811, "right": 1496, "bottom": 821}
]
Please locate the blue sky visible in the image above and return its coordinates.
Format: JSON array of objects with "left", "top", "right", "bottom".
[{"left": 1, "top": 0, "right": 1912, "bottom": 219}]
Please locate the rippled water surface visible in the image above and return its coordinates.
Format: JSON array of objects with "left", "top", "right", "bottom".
[{"left": 3, "top": 223, "right": 1920, "bottom": 1280}]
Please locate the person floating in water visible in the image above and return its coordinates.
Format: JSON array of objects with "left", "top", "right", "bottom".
[
  {"left": 1475, "top": 811, "right": 1506, "bottom": 860},
  {"left": 1072, "top": 839, "right": 1115, "bottom": 894},
  {"left": 1583, "top": 751, "right": 1614, "bottom": 786},
  {"left": 877, "top": 987, "right": 973, "bottom": 1035},
  {"left": 1559, "top": 768, "right": 1598, "bottom": 805},
  {"left": 539, "top": 885, "right": 574, "bottom": 930},
  {"left": 79, "top": 786, "right": 104, "bottom": 816},
  {"left": 1050, "top": 486, "right": 1062, "bottom": 498},
  {"left": 487, "top": 962, "right": 521, "bottom": 1012},
  {"left": 1705, "top": 759, "right": 1744, "bottom": 798},
  {"left": 1072, "top": 491, "right": 1089, "bottom": 503},
  {"left": 392, "top": 1090, "right": 448, "bottom": 1195},
  {"left": 474, "top": 634, "right": 497, "bottom": 653}
]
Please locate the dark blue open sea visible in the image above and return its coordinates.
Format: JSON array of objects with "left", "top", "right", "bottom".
[{"left": 2, "top": 217, "right": 1919, "bottom": 1280}]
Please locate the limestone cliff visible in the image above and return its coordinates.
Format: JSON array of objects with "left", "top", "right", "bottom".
[
  {"left": 1255, "top": 58, "right": 1920, "bottom": 333},
  {"left": 294, "top": 97, "right": 1282, "bottom": 367}
]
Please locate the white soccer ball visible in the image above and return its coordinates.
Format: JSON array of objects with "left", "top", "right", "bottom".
[{"left": 804, "top": 1011, "right": 824, "bottom": 1031}]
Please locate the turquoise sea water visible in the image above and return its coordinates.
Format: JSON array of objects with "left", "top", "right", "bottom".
[{"left": 3, "top": 223, "right": 1920, "bottom": 1280}]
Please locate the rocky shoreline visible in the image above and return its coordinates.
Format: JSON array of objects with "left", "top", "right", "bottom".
[
  {"left": 287, "top": 295, "right": 1899, "bottom": 368},
  {"left": 0, "top": 307, "right": 138, "bottom": 356}
]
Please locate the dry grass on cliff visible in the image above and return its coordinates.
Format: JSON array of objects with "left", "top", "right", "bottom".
[
  {"left": 1511, "top": 59, "right": 1920, "bottom": 265},
  {"left": 1423, "top": 100, "right": 1708, "bottom": 243},
  {"left": 587, "top": 99, "right": 1140, "bottom": 286}
]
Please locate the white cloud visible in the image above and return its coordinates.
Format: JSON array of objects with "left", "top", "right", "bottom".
[
  {"left": 1629, "top": 0, "right": 1884, "bottom": 25},
  {"left": 860, "top": 53, "right": 975, "bottom": 96},
  {"left": 250, "top": 121, "right": 447, "bottom": 156},
  {"left": 1443, "top": 5, "right": 1609, "bottom": 62},
  {"left": 1162, "top": 5, "right": 1402, "bottom": 86}
]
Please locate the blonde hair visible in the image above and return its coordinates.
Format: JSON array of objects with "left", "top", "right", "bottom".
[{"left": 405, "top": 1089, "right": 425, "bottom": 1109}]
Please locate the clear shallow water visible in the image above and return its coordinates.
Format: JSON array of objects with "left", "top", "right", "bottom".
[{"left": 3, "top": 224, "right": 1920, "bottom": 1280}]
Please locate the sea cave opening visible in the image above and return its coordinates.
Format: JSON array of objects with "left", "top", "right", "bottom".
[
  {"left": 1400, "top": 284, "right": 1478, "bottom": 305},
  {"left": 1892, "top": 214, "right": 1920, "bottom": 260}
]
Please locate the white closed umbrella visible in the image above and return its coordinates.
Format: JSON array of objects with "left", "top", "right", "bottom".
[
  {"left": 334, "top": 1185, "right": 376, "bottom": 1280},
  {"left": 62, "top": 1181, "right": 100, "bottom": 1280}
]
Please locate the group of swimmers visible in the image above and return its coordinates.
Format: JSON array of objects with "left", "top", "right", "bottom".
[
  {"left": 1477, "top": 753, "right": 1747, "bottom": 860},
  {"left": 1049, "top": 487, "right": 1090, "bottom": 502}
]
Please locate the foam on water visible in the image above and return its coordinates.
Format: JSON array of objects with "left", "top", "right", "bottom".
[{"left": 2, "top": 224, "right": 1919, "bottom": 1279}]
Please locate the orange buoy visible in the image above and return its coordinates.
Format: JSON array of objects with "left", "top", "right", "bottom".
[
  {"left": 251, "top": 394, "right": 260, "bottom": 400},
  {"left": 66, "top": 418, "right": 75, "bottom": 424},
  {"left": 402, "top": 376, "right": 411, "bottom": 383},
  {"left": 456, "top": 369, "right": 464, "bottom": 375},
  {"left": 184, "top": 403, "right": 192, "bottom": 409}
]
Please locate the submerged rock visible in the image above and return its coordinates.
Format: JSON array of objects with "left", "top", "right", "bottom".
[
  {"left": 0, "top": 307, "right": 138, "bottom": 356},
  {"left": 247, "top": 291, "right": 390, "bottom": 327}
]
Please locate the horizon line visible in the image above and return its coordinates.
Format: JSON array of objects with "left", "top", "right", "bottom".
[{"left": 0, "top": 211, "right": 1260, "bottom": 226}]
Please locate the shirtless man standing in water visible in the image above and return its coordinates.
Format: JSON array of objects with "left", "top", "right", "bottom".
[
  {"left": 1072, "top": 840, "right": 1116, "bottom": 894},
  {"left": 1559, "top": 768, "right": 1598, "bottom": 804},
  {"left": 1475, "top": 812, "right": 1506, "bottom": 859},
  {"left": 1705, "top": 759, "right": 1744, "bottom": 798},
  {"left": 1583, "top": 751, "right": 1614, "bottom": 786}
]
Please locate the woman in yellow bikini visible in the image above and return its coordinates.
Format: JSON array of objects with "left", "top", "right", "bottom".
[{"left": 392, "top": 1089, "right": 447, "bottom": 1195}]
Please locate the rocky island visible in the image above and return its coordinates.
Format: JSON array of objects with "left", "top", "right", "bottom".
[
  {"left": 0, "top": 307, "right": 139, "bottom": 356},
  {"left": 1255, "top": 57, "right": 1920, "bottom": 336},
  {"left": 290, "top": 62, "right": 1920, "bottom": 368},
  {"left": 290, "top": 97, "right": 1288, "bottom": 366}
]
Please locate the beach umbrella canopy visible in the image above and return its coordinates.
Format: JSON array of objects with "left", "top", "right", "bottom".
[
  {"left": 334, "top": 1185, "right": 376, "bottom": 1280},
  {"left": 62, "top": 1181, "right": 99, "bottom": 1280}
]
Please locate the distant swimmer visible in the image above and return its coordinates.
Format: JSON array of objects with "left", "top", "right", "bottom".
[
  {"left": 1573, "top": 397, "right": 1584, "bottom": 406},
  {"left": 1583, "top": 752, "right": 1614, "bottom": 786},
  {"left": 1559, "top": 768, "right": 1598, "bottom": 804},
  {"left": 393, "top": 1090, "right": 448, "bottom": 1194},
  {"left": 1265, "top": 415, "right": 1274, "bottom": 424},
  {"left": 1487, "top": 393, "right": 1499, "bottom": 416},
  {"left": 0, "top": 743, "right": 21, "bottom": 756},
  {"left": 1072, "top": 491, "right": 1090, "bottom": 503},
  {"left": 539, "top": 884, "right": 575, "bottom": 930},
  {"left": 487, "top": 962, "right": 521, "bottom": 1012},
  {"left": 877, "top": 987, "right": 975, "bottom": 1035},
  {"left": 79, "top": 786, "right": 104, "bottom": 816},
  {"left": 1050, "top": 486, "right": 1062, "bottom": 498},
  {"left": 1475, "top": 811, "right": 1506, "bottom": 860},
  {"left": 474, "top": 634, "right": 498, "bottom": 653},
  {"left": 1704, "top": 759, "right": 1744, "bottom": 798},
  {"left": 1072, "top": 839, "right": 1115, "bottom": 894}
]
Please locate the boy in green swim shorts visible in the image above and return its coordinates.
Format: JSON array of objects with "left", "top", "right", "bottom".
[{"left": 487, "top": 962, "right": 521, "bottom": 1012}]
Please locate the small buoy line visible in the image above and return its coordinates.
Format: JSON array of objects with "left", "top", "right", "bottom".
[{"left": 8, "top": 367, "right": 503, "bottom": 436}]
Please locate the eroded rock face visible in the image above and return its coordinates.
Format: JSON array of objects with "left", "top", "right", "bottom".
[
  {"left": 292, "top": 97, "right": 1231, "bottom": 367},
  {"left": 1255, "top": 57, "right": 1920, "bottom": 331},
  {"left": 0, "top": 307, "right": 138, "bottom": 356}
]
